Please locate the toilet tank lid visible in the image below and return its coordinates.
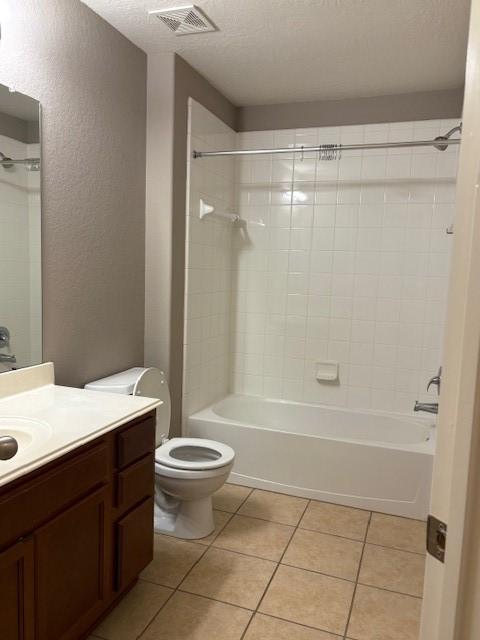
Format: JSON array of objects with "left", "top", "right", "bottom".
[{"left": 85, "top": 367, "right": 158, "bottom": 395}]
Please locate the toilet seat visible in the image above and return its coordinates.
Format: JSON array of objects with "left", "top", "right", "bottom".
[{"left": 155, "top": 437, "right": 234, "bottom": 471}]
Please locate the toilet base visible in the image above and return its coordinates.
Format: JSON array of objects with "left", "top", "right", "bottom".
[{"left": 154, "top": 493, "right": 215, "bottom": 539}]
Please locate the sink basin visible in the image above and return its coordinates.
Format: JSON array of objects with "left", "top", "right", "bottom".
[{"left": 0, "top": 417, "right": 52, "bottom": 457}]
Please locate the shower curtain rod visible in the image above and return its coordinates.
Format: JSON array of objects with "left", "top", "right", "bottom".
[{"left": 192, "top": 137, "right": 461, "bottom": 159}]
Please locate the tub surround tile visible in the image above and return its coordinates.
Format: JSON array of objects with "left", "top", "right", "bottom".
[
  {"left": 366, "top": 513, "right": 426, "bottom": 554},
  {"left": 300, "top": 501, "right": 371, "bottom": 541},
  {"left": 238, "top": 489, "right": 309, "bottom": 525},
  {"left": 346, "top": 584, "right": 422, "bottom": 640},
  {"left": 259, "top": 564, "right": 355, "bottom": 635},
  {"left": 213, "top": 484, "right": 252, "bottom": 513},
  {"left": 213, "top": 514, "right": 294, "bottom": 561},
  {"left": 358, "top": 544, "right": 425, "bottom": 597},
  {"left": 141, "top": 535, "right": 205, "bottom": 588},
  {"left": 140, "top": 591, "right": 252, "bottom": 640},
  {"left": 244, "top": 613, "right": 340, "bottom": 639},
  {"left": 93, "top": 581, "right": 172, "bottom": 640},
  {"left": 225, "top": 122, "right": 456, "bottom": 413},
  {"left": 282, "top": 528, "right": 363, "bottom": 581},
  {"left": 196, "top": 510, "right": 233, "bottom": 546},
  {"left": 180, "top": 547, "right": 277, "bottom": 609}
]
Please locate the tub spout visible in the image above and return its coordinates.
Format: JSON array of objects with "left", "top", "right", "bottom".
[{"left": 414, "top": 401, "right": 438, "bottom": 414}]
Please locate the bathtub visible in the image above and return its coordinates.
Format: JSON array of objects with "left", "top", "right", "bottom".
[{"left": 187, "top": 394, "right": 435, "bottom": 519}]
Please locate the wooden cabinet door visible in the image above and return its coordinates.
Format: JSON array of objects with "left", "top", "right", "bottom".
[
  {"left": 116, "top": 497, "right": 154, "bottom": 591},
  {"left": 35, "top": 487, "right": 109, "bottom": 640},
  {"left": 0, "top": 539, "right": 34, "bottom": 640}
]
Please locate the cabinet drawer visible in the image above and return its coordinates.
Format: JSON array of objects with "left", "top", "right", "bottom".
[
  {"left": 115, "top": 497, "right": 154, "bottom": 591},
  {"left": 0, "top": 443, "right": 108, "bottom": 549},
  {"left": 116, "top": 454, "right": 154, "bottom": 514},
  {"left": 116, "top": 414, "right": 155, "bottom": 470}
]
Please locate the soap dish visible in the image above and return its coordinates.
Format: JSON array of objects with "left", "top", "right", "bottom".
[{"left": 315, "top": 360, "right": 339, "bottom": 382}]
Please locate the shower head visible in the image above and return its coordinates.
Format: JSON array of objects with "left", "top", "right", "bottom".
[
  {"left": 0, "top": 152, "right": 14, "bottom": 169},
  {"left": 0, "top": 151, "right": 40, "bottom": 171},
  {"left": 433, "top": 123, "right": 462, "bottom": 151}
]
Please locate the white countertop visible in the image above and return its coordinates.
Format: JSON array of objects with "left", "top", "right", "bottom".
[{"left": 0, "top": 363, "right": 161, "bottom": 487}]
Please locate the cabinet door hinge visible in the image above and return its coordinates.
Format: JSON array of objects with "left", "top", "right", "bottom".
[{"left": 427, "top": 514, "right": 447, "bottom": 562}]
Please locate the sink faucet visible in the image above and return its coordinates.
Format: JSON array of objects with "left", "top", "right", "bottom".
[
  {"left": 414, "top": 367, "right": 441, "bottom": 414},
  {"left": 0, "top": 353, "right": 16, "bottom": 363},
  {"left": 414, "top": 401, "right": 439, "bottom": 414}
]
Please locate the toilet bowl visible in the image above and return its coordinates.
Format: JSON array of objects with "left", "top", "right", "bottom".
[
  {"left": 85, "top": 367, "right": 235, "bottom": 539},
  {"left": 154, "top": 437, "right": 234, "bottom": 538}
]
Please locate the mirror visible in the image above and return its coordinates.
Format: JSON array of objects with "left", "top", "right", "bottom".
[{"left": 0, "top": 84, "right": 41, "bottom": 372}]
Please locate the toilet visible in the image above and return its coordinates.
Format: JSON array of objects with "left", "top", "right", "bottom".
[{"left": 85, "top": 367, "right": 235, "bottom": 539}]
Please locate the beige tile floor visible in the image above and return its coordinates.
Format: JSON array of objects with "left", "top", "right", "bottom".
[{"left": 90, "top": 484, "right": 426, "bottom": 640}]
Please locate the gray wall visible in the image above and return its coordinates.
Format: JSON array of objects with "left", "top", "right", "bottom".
[
  {"left": 170, "top": 55, "right": 237, "bottom": 433},
  {"left": 144, "top": 53, "right": 237, "bottom": 436},
  {"left": 0, "top": 0, "right": 147, "bottom": 387},
  {"left": 238, "top": 88, "right": 464, "bottom": 131}
]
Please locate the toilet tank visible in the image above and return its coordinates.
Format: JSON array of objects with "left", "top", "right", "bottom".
[{"left": 85, "top": 367, "right": 171, "bottom": 446}]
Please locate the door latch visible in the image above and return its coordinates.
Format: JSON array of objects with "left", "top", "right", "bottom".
[{"left": 427, "top": 514, "right": 447, "bottom": 562}]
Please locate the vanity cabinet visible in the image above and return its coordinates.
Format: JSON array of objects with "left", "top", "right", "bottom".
[{"left": 0, "top": 411, "right": 156, "bottom": 640}]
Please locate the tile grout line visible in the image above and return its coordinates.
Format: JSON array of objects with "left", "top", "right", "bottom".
[
  {"left": 342, "top": 511, "right": 373, "bottom": 640},
  {"left": 137, "top": 536, "right": 210, "bottom": 638},
  {"left": 216, "top": 483, "right": 427, "bottom": 523},
  {"left": 135, "top": 585, "right": 178, "bottom": 640},
  {"left": 239, "top": 497, "right": 312, "bottom": 640},
  {"left": 139, "top": 487, "right": 255, "bottom": 638},
  {"left": 215, "top": 504, "right": 426, "bottom": 555},
  {"left": 140, "top": 543, "right": 424, "bottom": 602}
]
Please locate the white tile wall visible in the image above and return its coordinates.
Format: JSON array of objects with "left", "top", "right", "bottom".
[
  {"left": 0, "top": 135, "right": 42, "bottom": 371},
  {"left": 231, "top": 119, "right": 458, "bottom": 413},
  {"left": 183, "top": 100, "right": 236, "bottom": 416}
]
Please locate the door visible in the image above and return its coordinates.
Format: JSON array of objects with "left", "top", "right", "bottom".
[
  {"left": 35, "top": 487, "right": 108, "bottom": 640},
  {"left": 0, "top": 539, "right": 34, "bottom": 640},
  {"left": 420, "top": 0, "right": 480, "bottom": 637}
]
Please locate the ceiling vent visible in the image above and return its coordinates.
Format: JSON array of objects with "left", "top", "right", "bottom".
[{"left": 149, "top": 5, "right": 217, "bottom": 36}]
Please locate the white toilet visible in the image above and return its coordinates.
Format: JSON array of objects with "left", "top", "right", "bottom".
[{"left": 85, "top": 367, "right": 235, "bottom": 539}]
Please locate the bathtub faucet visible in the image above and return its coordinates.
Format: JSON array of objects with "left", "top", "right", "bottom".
[{"left": 414, "top": 401, "right": 438, "bottom": 414}]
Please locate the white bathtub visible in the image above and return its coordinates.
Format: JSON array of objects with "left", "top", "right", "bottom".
[{"left": 187, "top": 394, "right": 436, "bottom": 519}]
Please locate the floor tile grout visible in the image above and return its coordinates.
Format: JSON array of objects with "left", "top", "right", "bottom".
[
  {"left": 355, "top": 581, "right": 423, "bottom": 600},
  {"left": 239, "top": 497, "right": 312, "bottom": 640},
  {"left": 138, "top": 538, "right": 209, "bottom": 638},
  {"left": 217, "top": 510, "right": 300, "bottom": 529},
  {"left": 177, "top": 587, "right": 256, "bottom": 612},
  {"left": 139, "top": 486, "right": 255, "bottom": 638},
  {"left": 140, "top": 540, "right": 424, "bottom": 601},
  {"left": 342, "top": 511, "right": 373, "bottom": 640},
  {"left": 243, "top": 610, "right": 346, "bottom": 638},
  {"left": 215, "top": 504, "right": 426, "bottom": 555},
  {"left": 226, "top": 483, "right": 427, "bottom": 523}
]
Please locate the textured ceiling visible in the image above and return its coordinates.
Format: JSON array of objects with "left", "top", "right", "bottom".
[{"left": 82, "top": 0, "right": 470, "bottom": 106}]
